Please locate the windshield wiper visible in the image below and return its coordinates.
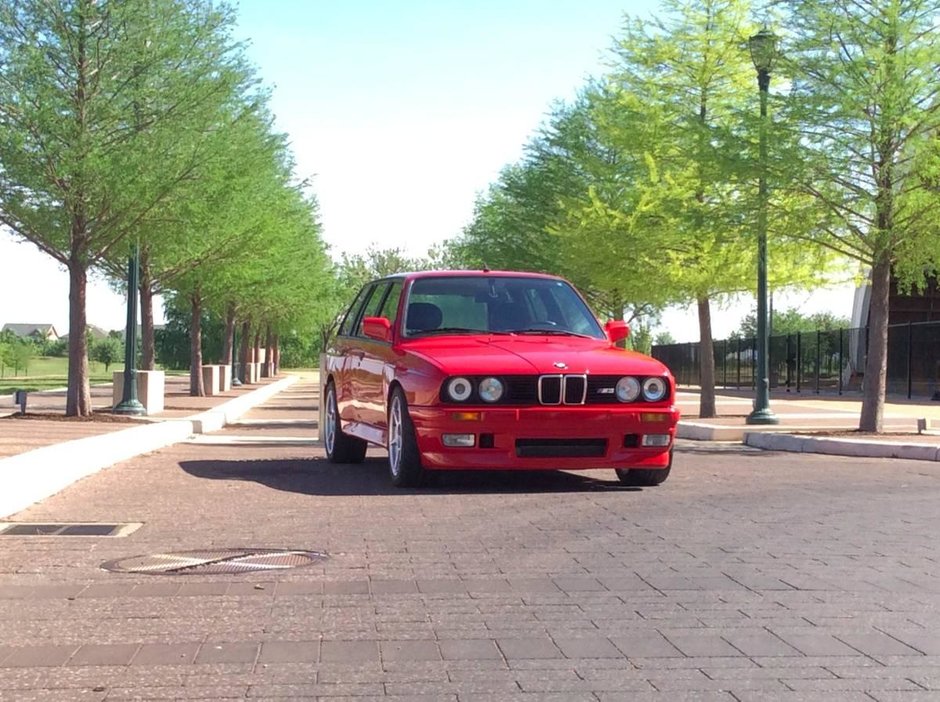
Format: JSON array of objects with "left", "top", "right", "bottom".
[
  {"left": 417, "top": 327, "right": 503, "bottom": 335},
  {"left": 510, "top": 328, "right": 596, "bottom": 339}
]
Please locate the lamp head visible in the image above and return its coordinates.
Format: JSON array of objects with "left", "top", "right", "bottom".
[{"left": 749, "top": 27, "right": 778, "bottom": 73}]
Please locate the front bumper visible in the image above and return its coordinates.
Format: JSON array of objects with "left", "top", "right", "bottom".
[{"left": 409, "top": 405, "right": 679, "bottom": 470}]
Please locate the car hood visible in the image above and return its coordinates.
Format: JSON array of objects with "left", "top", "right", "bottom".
[{"left": 403, "top": 336, "right": 671, "bottom": 376}]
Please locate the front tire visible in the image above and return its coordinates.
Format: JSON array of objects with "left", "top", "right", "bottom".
[
  {"left": 324, "top": 382, "right": 367, "bottom": 464},
  {"left": 616, "top": 449, "right": 672, "bottom": 486},
  {"left": 387, "top": 388, "right": 424, "bottom": 488}
]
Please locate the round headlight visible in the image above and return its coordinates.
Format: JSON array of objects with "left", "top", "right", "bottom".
[
  {"left": 642, "top": 377, "right": 668, "bottom": 402},
  {"left": 447, "top": 377, "right": 473, "bottom": 402},
  {"left": 615, "top": 376, "right": 641, "bottom": 402},
  {"left": 478, "top": 377, "right": 504, "bottom": 403}
]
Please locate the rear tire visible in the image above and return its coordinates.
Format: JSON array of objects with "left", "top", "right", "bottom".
[
  {"left": 324, "top": 382, "right": 367, "bottom": 464},
  {"left": 616, "top": 450, "right": 672, "bottom": 486},
  {"left": 387, "top": 388, "right": 424, "bottom": 488}
]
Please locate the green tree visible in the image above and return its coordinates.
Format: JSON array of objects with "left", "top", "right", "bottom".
[
  {"left": 780, "top": 0, "right": 940, "bottom": 431},
  {"left": 0, "top": 341, "right": 11, "bottom": 377},
  {"left": 11, "top": 339, "right": 32, "bottom": 375},
  {"left": 555, "top": 0, "right": 836, "bottom": 417},
  {"left": 733, "top": 308, "right": 851, "bottom": 338},
  {"left": 654, "top": 331, "right": 677, "bottom": 345},
  {"left": 91, "top": 337, "right": 122, "bottom": 373},
  {"left": 0, "top": 0, "right": 253, "bottom": 415},
  {"left": 555, "top": 0, "right": 760, "bottom": 418}
]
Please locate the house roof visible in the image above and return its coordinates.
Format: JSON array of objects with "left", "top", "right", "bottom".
[
  {"left": 1, "top": 323, "right": 58, "bottom": 338},
  {"left": 59, "top": 324, "right": 114, "bottom": 342}
]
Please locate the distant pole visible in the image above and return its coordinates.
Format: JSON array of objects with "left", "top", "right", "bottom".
[
  {"left": 114, "top": 240, "right": 145, "bottom": 415},
  {"left": 232, "top": 323, "right": 242, "bottom": 387}
]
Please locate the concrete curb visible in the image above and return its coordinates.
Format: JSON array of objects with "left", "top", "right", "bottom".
[
  {"left": 677, "top": 420, "right": 858, "bottom": 442},
  {"left": 0, "top": 375, "right": 299, "bottom": 519},
  {"left": 188, "top": 375, "right": 298, "bottom": 433},
  {"left": 744, "top": 431, "right": 940, "bottom": 462}
]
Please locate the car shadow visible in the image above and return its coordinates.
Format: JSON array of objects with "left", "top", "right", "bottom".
[{"left": 177, "top": 456, "right": 642, "bottom": 496}]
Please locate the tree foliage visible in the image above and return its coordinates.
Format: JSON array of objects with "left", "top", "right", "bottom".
[{"left": 778, "top": 0, "right": 940, "bottom": 430}]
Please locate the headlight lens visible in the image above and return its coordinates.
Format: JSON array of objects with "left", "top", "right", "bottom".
[
  {"left": 447, "top": 377, "right": 473, "bottom": 402},
  {"left": 615, "top": 376, "right": 641, "bottom": 402},
  {"left": 642, "top": 377, "right": 668, "bottom": 402},
  {"left": 478, "top": 377, "right": 504, "bottom": 403}
]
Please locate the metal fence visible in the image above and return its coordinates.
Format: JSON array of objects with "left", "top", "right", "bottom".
[{"left": 652, "top": 320, "right": 940, "bottom": 399}]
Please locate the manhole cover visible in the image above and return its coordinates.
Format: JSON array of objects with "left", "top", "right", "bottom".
[{"left": 101, "top": 548, "right": 328, "bottom": 575}]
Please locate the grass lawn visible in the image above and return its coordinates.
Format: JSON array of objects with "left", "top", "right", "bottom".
[
  {"left": 0, "top": 357, "right": 185, "bottom": 394},
  {"left": 0, "top": 357, "right": 121, "bottom": 393}
]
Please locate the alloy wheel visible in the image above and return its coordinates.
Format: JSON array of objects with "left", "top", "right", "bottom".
[
  {"left": 388, "top": 396, "right": 403, "bottom": 477},
  {"left": 325, "top": 386, "right": 337, "bottom": 455}
]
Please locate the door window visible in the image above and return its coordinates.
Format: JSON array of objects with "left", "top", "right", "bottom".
[
  {"left": 338, "top": 287, "right": 370, "bottom": 337},
  {"left": 378, "top": 282, "right": 403, "bottom": 324},
  {"left": 355, "top": 282, "right": 390, "bottom": 337}
]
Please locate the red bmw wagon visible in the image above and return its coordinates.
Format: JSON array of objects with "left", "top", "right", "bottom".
[{"left": 321, "top": 270, "right": 679, "bottom": 487}]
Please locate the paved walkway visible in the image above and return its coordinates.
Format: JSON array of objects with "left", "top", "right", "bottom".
[
  {"left": 1, "top": 378, "right": 939, "bottom": 700},
  {"left": 675, "top": 388, "right": 940, "bottom": 458},
  {"left": 0, "top": 373, "right": 298, "bottom": 519}
]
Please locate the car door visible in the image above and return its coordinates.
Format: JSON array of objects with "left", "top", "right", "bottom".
[
  {"left": 331, "top": 285, "right": 372, "bottom": 426},
  {"left": 345, "top": 281, "right": 390, "bottom": 437},
  {"left": 358, "top": 281, "right": 402, "bottom": 434}
]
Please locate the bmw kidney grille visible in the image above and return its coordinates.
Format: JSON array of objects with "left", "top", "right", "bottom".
[{"left": 538, "top": 374, "right": 588, "bottom": 405}]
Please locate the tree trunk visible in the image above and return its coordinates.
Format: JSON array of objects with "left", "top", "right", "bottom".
[
  {"left": 859, "top": 254, "right": 890, "bottom": 432},
  {"left": 139, "top": 250, "right": 155, "bottom": 371},
  {"left": 273, "top": 334, "right": 280, "bottom": 375},
  {"left": 264, "top": 325, "right": 275, "bottom": 377},
  {"left": 189, "top": 291, "right": 205, "bottom": 397},
  {"left": 222, "top": 304, "right": 236, "bottom": 366},
  {"left": 66, "top": 261, "right": 92, "bottom": 417},
  {"left": 697, "top": 295, "right": 717, "bottom": 419}
]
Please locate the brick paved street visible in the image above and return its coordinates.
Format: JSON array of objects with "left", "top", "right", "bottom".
[{"left": 1, "top": 379, "right": 939, "bottom": 700}]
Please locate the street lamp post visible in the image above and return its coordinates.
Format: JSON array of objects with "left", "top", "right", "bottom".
[
  {"left": 114, "top": 240, "right": 145, "bottom": 415},
  {"left": 746, "top": 27, "right": 779, "bottom": 425}
]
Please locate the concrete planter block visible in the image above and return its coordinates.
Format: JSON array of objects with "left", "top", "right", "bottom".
[
  {"left": 219, "top": 364, "right": 232, "bottom": 392},
  {"left": 112, "top": 370, "right": 165, "bottom": 415},
  {"left": 201, "top": 365, "right": 221, "bottom": 397}
]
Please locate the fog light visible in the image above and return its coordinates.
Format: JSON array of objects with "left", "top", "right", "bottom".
[
  {"left": 443, "top": 433, "right": 475, "bottom": 447},
  {"left": 641, "top": 434, "right": 671, "bottom": 447}
]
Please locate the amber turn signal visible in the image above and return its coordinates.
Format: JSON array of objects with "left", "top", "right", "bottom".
[{"left": 640, "top": 412, "right": 671, "bottom": 423}]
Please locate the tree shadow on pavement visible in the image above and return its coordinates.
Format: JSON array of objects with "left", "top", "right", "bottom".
[{"left": 177, "top": 456, "right": 642, "bottom": 496}]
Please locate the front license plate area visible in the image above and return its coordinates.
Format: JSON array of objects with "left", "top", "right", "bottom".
[{"left": 515, "top": 438, "right": 607, "bottom": 458}]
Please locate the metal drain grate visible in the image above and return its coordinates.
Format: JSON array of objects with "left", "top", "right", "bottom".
[
  {"left": 101, "top": 548, "right": 328, "bottom": 575},
  {"left": 0, "top": 522, "right": 142, "bottom": 537}
]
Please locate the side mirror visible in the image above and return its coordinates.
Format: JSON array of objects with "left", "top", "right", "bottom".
[
  {"left": 605, "top": 320, "right": 630, "bottom": 344},
  {"left": 362, "top": 316, "right": 392, "bottom": 342}
]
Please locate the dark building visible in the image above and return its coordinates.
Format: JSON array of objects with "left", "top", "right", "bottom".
[{"left": 888, "top": 274, "right": 940, "bottom": 325}]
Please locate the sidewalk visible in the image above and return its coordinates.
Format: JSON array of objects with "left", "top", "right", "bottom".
[
  {"left": 676, "top": 386, "right": 940, "bottom": 460},
  {"left": 0, "top": 373, "right": 300, "bottom": 519}
]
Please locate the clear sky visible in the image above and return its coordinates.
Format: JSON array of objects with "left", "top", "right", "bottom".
[{"left": 0, "top": 0, "right": 855, "bottom": 340}]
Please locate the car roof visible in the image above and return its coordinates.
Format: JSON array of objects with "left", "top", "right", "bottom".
[{"left": 376, "top": 270, "right": 564, "bottom": 283}]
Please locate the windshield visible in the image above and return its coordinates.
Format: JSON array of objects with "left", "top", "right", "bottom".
[{"left": 403, "top": 276, "right": 606, "bottom": 339}]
